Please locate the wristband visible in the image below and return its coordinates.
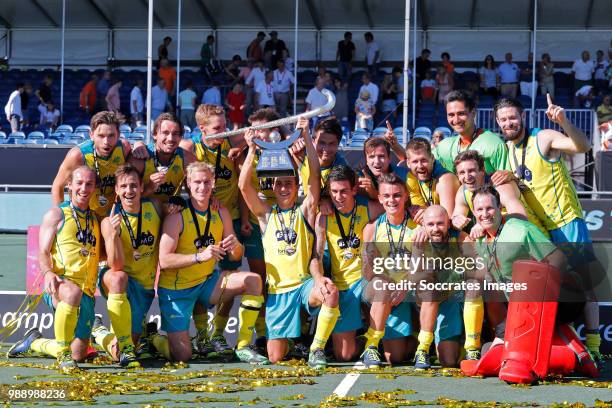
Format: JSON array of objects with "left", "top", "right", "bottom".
[{"left": 194, "top": 253, "right": 202, "bottom": 264}]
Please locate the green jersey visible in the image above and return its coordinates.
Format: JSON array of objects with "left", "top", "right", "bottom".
[
  {"left": 433, "top": 129, "right": 510, "bottom": 174},
  {"left": 476, "top": 217, "right": 557, "bottom": 283}
]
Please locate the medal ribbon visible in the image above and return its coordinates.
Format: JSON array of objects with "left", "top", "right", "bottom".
[
  {"left": 118, "top": 202, "right": 142, "bottom": 250},
  {"left": 334, "top": 205, "right": 357, "bottom": 251},
  {"left": 69, "top": 202, "right": 91, "bottom": 247},
  {"left": 275, "top": 204, "right": 297, "bottom": 245},
  {"left": 385, "top": 211, "right": 408, "bottom": 257},
  {"left": 188, "top": 200, "right": 212, "bottom": 250}
]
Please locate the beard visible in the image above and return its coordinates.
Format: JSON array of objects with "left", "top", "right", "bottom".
[{"left": 502, "top": 122, "right": 524, "bottom": 141}]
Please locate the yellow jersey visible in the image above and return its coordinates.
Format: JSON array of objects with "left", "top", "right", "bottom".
[
  {"left": 373, "top": 212, "right": 418, "bottom": 281},
  {"left": 159, "top": 204, "right": 224, "bottom": 290},
  {"left": 79, "top": 139, "right": 126, "bottom": 217},
  {"left": 299, "top": 152, "right": 347, "bottom": 197},
  {"left": 507, "top": 129, "right": 583, "bottom": 230},
  {"left": 462, "top": 179, "right": 550, "bottom": 237},
  {"left": 142, "top": 145, "right": 185, "bottom": 203},
  {"left": 406, "top": 160, "right": 449, "bottom": 207},
  {"left": 326, "top": 197, "right": 370, "bottom": 290},
  {"left": 192, "top": 136, "right": 240, "bottom": 220},
  {"left": 262, "top": 206, "right": 314, "bottom": 294},
  {"left": 249, "top": 151, "right": 276, "bottom": 224},
  {"left": 51, "top": 202, "right": 101, "bottom": 297},
  {"left": 113, "top": 199, "right": 161, "bottom": 290}
]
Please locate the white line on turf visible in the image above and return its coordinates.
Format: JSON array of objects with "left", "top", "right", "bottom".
[
  {"left": 332, "top": 362, "right": 365, "bottom": 397},
  {"left": 0, "top": 291, "right": 27, "bottom": 295}
]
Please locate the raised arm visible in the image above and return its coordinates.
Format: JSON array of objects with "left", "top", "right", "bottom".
[
  {"left": 437, "top": 172, "right": 460, "bottom": 217},
  {"left": 51, "top": 148, "right": 83, "bottom": 206},
  {"left": 238, "top": 130, "right": 271, "bottom": 229},
  {"left": 218, "top": 206, "right": 244, "bottom": 262},
  {"left": 497, "top": 181, "right": 527, "bottom": 218},
  {"left": 299, "top": 117, "right": 321, "bottom": 226},
  {"left": 451, "top": 188, "right": 471, "bottom": 231},
  {"left": 538, "top": 94, "right": 590, "bottom": 156}
]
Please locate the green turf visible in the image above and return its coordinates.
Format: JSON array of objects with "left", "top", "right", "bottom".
[{"left": 0, "top": 234, "right": 27, "bottom": 291}]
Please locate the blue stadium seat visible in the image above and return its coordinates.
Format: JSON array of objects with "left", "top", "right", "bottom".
[
  {"left": 371, "top": 127, "right": 387, "bottom": 138},
  {"left": 75, "top": 125, "right": 91, "bottom": 133},
  {"left": 56, "top": 124, "right": 74, "bottom": 134},
  {"left": 27, "top": 131, "right": 45, "bottom": 140},
  {"left": 61, "top": 135, "right": 83, "bottom": 145},
  {"left": 120, "top": 124, "right": 132, "bottom": 134},
  {"left": 0, "top": 131, "right": 7, "bottom": 140},
  {"left": 43, "top": 138, "right": 59, "bottom": 145},
  {"left": 9, "top": 131, "right": 26, "bottom": 140},
  {"left": 412, "top": 127, "right": 432, "bottom": 141},
  {"left": 433, "top": 126, "right": 452, "bottom": 138}
]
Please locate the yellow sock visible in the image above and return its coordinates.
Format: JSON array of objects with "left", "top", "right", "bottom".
[
  {"left": 107, "top": 293, "right": 133, "bottom": 351},
  {"left": 417, "top": 330, "right": 434, "bottom": 353},
  {"left": 31, "top": 338, "right": 62, "bottom": 358},
  {"left": 93, "top": 325, "right": 116, "bottom": 357},
  {"left": 54, "top": 301, "right": 79, "bottom": 353},
  {"left": 364, "top": 327, "right": 384, "bottom": 350},
  {"left": 213, "top": 313, "right": 229, "bottom": 337},
  {"left": 151, "top": 334, "right": 172, "bottom": 360},
  {"left": 310, "top": 305, "right": 340, "bottom": 351},
  {"left": 236, "top": 295, "right": 264, "bottom": 349},
  {"left": 585, "top": 332, "right": 601, "bottom": 353},
  {"left": 255, "top": 315, "right": 267, "bottom": 338},
  {"left": 193, "top": 313, "right": 209, "bottom": 335},
  {"left": 463, "top": 297, "right": 484, "bottom": 350}
]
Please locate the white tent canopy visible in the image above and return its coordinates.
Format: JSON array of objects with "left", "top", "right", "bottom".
[{"left": 0, "top": 0, "right": 610, "bottom": 66}]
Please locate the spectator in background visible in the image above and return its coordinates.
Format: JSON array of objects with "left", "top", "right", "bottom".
[
  {"left": 96, "top": 71, "right": 111, "bottom": 112},
  {"left": 498, "top": 52, "right": 520, "bottom": 98},
  {"left": 39, "top": 100, "right": 60, "bottom": 132},
  {"left": 202, "top": 81, "right": 222, "bottom": 107},
  {"left": 479, "top": 54, "right": 499, "bottom": 98},
  {"left": 225, "top": 55, "right": 243, "bottom": 85},
  {"left": 519, "top": 52, "right": 536, "bottom": 96},
  {"left": 158, "top": 58, "right": 177, "bottom": 96},
  {"left": 393, "top": 65, "right": 410, "bottom": 107},
  {"left": 264, "top": 31, "right": 287, "bottom": 70},
  {"left": 282, "top": 49, "right": 294, "bottom": 73},
  {"left": 431, "top": 129, "right": 445, "bottom": 148},
  {"left": 4, "top": 83, "right": 24, "bottom": 133},
  {"left": 158, "top": 36, "right": 172, "bottom": 67},
  {"left": 323, "top": 71, "right": 335, "bottom": 92},
  {"left": 381, "top": 73, "right": 398, "bottom": 126},
  {"left": 436, "top": 65, "right": 454, "bottom": 105},
  {"left": 178, "top": 81, "right": 197, "bottom": 130},
  {"left": 336, "top": 32, "right": 355, "bottom": 81},
  {"left": 354, "top": 89, "right": 375, "bottom": 131},
  {"left": 364, "top": 32, "right": 380, "bottom": 77},
  {"left": 420, "top": 71, "right": 436, "bottom": 102},
  {"left": 226, "top": 83, "right": 246, "bottom": 130},
  {"left": 130, "top": 78, "right": 144, "bottom": 127},
  {"left": 20, "top": 83, "right": 32, "bottom": 129},
  {"left": 151, "top": 78, "right": 170, "bottom": 120},
  {"left": 575, "top": 84, "right": 594, "bottom": 109},
  {"left": 200, "top": 34, "right": 215, "bottom": 70},
  {"left": 79, "top": 74, "right": 98, "bottom": 115},
  {"left": 105, "top": 79, "right": 122, "bottom": 113},
  {"left": 441, "top": 52, "right": 454, "bottom": 74},
  {"left": 305, "top": 77, "right": 331, "bottom": 128},
  {"left": 594, "top": 50, "right": 609, "bottom": 96},
  {"left": 332, "top": 78, "right": 349, "bottom": 123},
  {"left": 35, "top": 75, "right": 53, "bottom": 108},
  {"left": 416, "top": 49, "right": 432, "bottom": 84},
  {"left": 246, "top": 60, "right": 266, "bottom": 114},
  {"left": 359, "top": 73, "right": 379, "bottom": 105},
  {"left": 239, "top": 59, "right": 253, "bottom": 84},
  {"left": 247, "top": 31, "right": 266, "bottom": 62},
  {"left": 596, "top": 94, "right": 612, "bottom": 124},
  {"left": 273, "top": 59, "right": 294, "bottom": 117},
  {"left": 538, "top": 53, "right": 555, "bottom": 99},
  {"left": 255, "top": 71, "right": 275, "bottom": 109},
  {"left": 572, "top": 50, "right": 594, "bottom": 95}
]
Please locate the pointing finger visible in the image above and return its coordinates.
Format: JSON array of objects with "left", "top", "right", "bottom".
[
  {"left": 386, "top": 120, "right": 393, "bottom": 132},
  {"left": 547, "top": 93, "right": 553, "bottom": 107}
]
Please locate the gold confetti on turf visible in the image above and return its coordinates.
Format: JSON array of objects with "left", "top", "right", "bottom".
[{"left": 279, "top": 393, "right": 305, "bottom": 400}]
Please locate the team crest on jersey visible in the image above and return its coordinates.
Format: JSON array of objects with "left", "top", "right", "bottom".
[
  {"left": 171, "top": 164, "right": 181, "bottom": 174},
  {"left": 216, "top": 165, "right": 232, "bottom": 180},
  {"left": 144, "top": 211, "right": 153, "bottom": 222},
  {"left": 156, "top": 182, "right": 176, "bottom": 195},
  {"left": 112, "top": 156, "right": 122, "bottom": 164},
  {"left": 275, "top": 228, "right": 297, "bottom": 244}
]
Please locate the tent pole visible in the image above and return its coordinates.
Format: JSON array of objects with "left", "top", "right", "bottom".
[
  {"left": 60, "top": 0, "right": 66, "bottom": 123},
  {"left": 146, "top": 0, "right": 153, "bottom": 143},
  {"left": 402, "top": 0, "right": 411, "bottom": 145},
  {"left": 293, "top": 0, "right": 298, "bottom": 116},
  {"left": 530, "top": 0, "right": 538, "bottom": 126},
  {"left": 176, "top": 0, "right": 182, "bottom": 108},
  {"left": 411, "top": 0, "right": 417, "bottom": 131}
]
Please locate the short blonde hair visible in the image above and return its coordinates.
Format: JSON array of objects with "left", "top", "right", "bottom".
[
  {"left": 195, "top": 104, "right": 226, "bottom": 127},
  {"left": 185, "top": 162, "right": 215, "bottom": 182}
]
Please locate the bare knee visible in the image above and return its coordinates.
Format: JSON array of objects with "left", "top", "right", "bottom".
[
  {"left": 267, "top": 340, "right": 287, "bottom": 364},
  {"left": 58, "top": 281, "right": 83, "bottom": 306},
  {"left": 243, "top": 272, "right": 262, "bottom": 295},
  {"left": 71, "top": 339, "right": 89, "bottom": 362},
  {"left": 104, "top": 270, "right": 128, "bottom": 294},
  {"left": 324, "top": 284, "right": 339, "bottom": 308},
  {"left": 170, "top": 343, "right": 192, "bottom": 362}
]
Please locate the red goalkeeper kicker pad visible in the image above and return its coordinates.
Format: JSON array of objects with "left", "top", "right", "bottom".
[{"left": 498, "top": 260, "right": 560, "bottom": 384}]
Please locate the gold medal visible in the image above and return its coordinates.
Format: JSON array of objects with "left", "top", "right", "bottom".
[
  {"left": 157, "top": 165, "right": 168, "bottom": 174},
  {"left": 343, "top": 251, "right": 354, "bottom": 260},
  {"left": 98, "top": 196, "right": 108, "bottom": 206},
  {"left": 133, "top": 250, "right": 141, "bottom": 261},
  {"left": 80, "top": 247, "right": 89, "bottom": 256}
]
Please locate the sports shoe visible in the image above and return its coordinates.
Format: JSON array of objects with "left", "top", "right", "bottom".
[
  {"left": 414, "top": 350, "right": 431, "bottom": 370},
  {"left": 287, "top": 339, "right": 309, "bottom": 359},
  {"left": 254, "top": 336, "right": 268, "bottom": 357},
  {"left": 7, "top": 328, "right": 42, "bottom": 357},
  {"left": 57, "top": 350, "right": 79, "bottom": 373},
  {"left": 465, "top": 349, "right": 481, "bottom": 361},
  {"left": 235, "top": 345, "right": 270, "bottom": 365},
  {"left": 210, "top": 334, "right": 234, "bottom": 359},
  {"left": 360, "top": 345, "right": 382, "bottom": 368},
  {"left": 588, "top": 349, "right": 605, "bottom": 370},
  {"left": 119, "top": 344, "right": 141, "bottom": 368},
  {"left": 136, "top": 337, "right": 154, "bottom": 359},
  {"left": 92, "top": 315, "right": 104, "bottom": 333},
  {"left": 194, "top": 330, "right": 217, "bottom": 358},
  {"left": 308, "top": 348, "right": 327, "bottom": 369}
]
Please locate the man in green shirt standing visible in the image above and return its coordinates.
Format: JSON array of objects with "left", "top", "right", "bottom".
[{"left": 434, "top": 90, "right": 510, "bottom": 175}]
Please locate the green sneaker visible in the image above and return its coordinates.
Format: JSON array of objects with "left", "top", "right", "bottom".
[
  {"left": 57, "top": 350, "right": 78, "bottom": 373},
  {"left": 210, "top": 334, "right": 234, "bottom": 359},
  {"left": 465, "top": 349, "right": 481, "bottom": 361},
  {"left": 119, "top": 344, "right": 141, "bottom": 368},
  {"left": 236, "top": 345, "right": 270, "bottom": 365},
  {"left": 308, "top": 348, "right": 327, "bottom": 369},
  {"left": 360, "top": 345, "right": 382, "bottom": 368},
  {"left": 194, "top": 330, "right": 217, "bottom": 358}
]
